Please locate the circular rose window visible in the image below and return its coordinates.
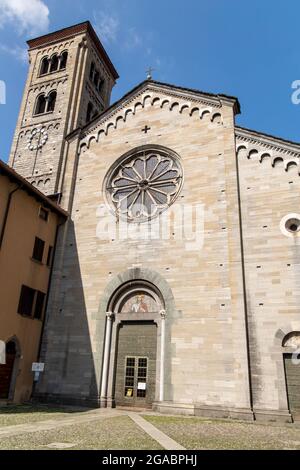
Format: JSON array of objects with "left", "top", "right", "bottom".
[{"left": 106, "top": 147, "right": 183, "bottom": 222}]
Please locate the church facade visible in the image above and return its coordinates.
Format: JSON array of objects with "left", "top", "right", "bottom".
[{"left": 8, "top": 21, "right": 300, "bottom": 421}]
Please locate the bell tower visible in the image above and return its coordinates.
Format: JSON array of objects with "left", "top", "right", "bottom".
[{"left": 9, "top": 21, "right": 119, "bottom": 196}]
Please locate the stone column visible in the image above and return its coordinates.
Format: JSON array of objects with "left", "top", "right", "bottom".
[
  {"left": 100, "top": 312, "right": 114, "bottom": 406},
  {"left": 159, "top": 310, "right": 166, "bottom": 401}
]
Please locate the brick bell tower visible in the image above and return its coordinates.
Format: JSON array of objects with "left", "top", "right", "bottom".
[{"left": 9, "top": 21, "right": 119, "bottom": 196}]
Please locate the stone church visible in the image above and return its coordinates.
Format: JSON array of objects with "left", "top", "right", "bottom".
[{"left": 8, "top": 21, "right": 300, "bottom": 421}]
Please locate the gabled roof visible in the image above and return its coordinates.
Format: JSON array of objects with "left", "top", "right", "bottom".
[
  {"left": 236, "top": 125, "right": 300, "bottom": 153},
  {"left": 27, "top": 21, "right": 119, "bottom": 80},
  {"left": 0, "top": 160, "right": 68, "bottom": 218},
  {"left": 66, "top": 79, "right": 241, "bottom": 141}
]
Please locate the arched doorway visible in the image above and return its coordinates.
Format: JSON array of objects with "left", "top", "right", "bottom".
[
  {"left": 0, "top": 341, "right": 17, "bottom": 400},
  {"left": 282, "top": 332, "right": 300, "bottom": 420},
  {"left": 100, "top": 280, "right": 166, "bottom": 409}
]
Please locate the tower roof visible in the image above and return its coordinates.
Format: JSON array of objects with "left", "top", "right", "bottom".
[{"left": 27, "top": 20, "right": 119, "bottom": 80}]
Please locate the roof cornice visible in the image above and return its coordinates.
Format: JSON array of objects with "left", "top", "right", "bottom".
[
  {"left": 27, "top": 21, "right": 119, "bottom": 80},
  {"left": 66, "top": 79, "right": 240, "bottom": 141},
  {"left": 236, "top": 126, "right": 300, "bottom": 156}
]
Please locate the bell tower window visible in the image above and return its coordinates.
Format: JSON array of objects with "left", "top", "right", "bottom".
[
  {"left": 40, "top": 57, "right": 49, "bottom": 76},
  {"left": 86, "top": 102, "right": 94, "bottom": 123},
  {"left": 47, "top": 91, "right": 57, "bottom": 112},
  {"left": 34, "top": 94, "right": 47, "bottom": 115},
  {"left": 50, "top": 54, "right": 59, "bottom": 73},
  {"left": 59, "top": 51, "right": 68, "bottom": 70},
  {"left": 34, "top": 90, "right": 57, "bottom": 116}
]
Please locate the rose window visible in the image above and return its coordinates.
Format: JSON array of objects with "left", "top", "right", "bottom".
[{"left": 106, "top": 148, "right": 182, "bottom": 221}]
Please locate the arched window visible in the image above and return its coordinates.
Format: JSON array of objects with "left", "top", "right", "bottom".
[
  {"left": 60, "top": 51, "right": 68, "bottom": 70},
  {"left": 34, "top": 94, "right": 47, "bottom": 115},
  {"left": 86, "top": 102, "right": 94, "bottom": 123},
  {"left": 40, "top": 57, "right": 49, "bottom": 76},
  {"left": 90, "top": 62, "right": 95, "bottom": 80},
  {"left": 50, "top": 54, "right": 59, "bottom": 73},
  {"left": 98, "top": 79, "right": 104, "bottom": 93},
  {"left": 282, "top": 331, "right": 300, "bottom": 348},
  {"left": 94, "top": 71, "right": 99, "bottom": 88},
  {"left": 47, "top": 90, "right": 57, "bottom": 112}
]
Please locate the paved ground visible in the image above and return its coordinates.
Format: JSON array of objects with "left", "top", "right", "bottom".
[
  {"left": 144, "top": 415, "right": 300, "bottom": 450},
  {"left": 0, "top": 404, "right": 300, "bottom": 450}
]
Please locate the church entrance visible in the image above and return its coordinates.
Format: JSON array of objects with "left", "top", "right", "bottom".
[
  {"left": 115, "top": 322, "right": 157, "bottom": 408},
  {"left": 284, "top": 353, "right": 300, "bottom": 419},
  {"left": 0, "top": 341, "right": 16, "bottom": 399},
  {"left": 100, "top": 279, "right": 166, "bottom": 409}
]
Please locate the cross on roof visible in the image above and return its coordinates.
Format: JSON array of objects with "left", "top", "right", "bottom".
[{"left": 146, "top": 67, "right": 154, "bottom": 80}]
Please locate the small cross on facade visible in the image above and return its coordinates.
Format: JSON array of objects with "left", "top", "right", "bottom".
[{"left": 142, "top": 125, "right": 151, "bottom": 134}]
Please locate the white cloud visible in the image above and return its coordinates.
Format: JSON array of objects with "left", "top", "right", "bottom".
[
  {"left": 124, "top": 28, "right": 142, "bottom": 50},
  {"left": 94, "top": 11, "right": 119, "bottom": 44},
  {"left": 0, "top": 44, "right": 28, "bottom": 63},
  {"left": 0, "top": 0, "right": 49, "bottom": 36}
]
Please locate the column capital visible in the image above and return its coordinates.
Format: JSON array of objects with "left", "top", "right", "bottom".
[
  {"left": 160, "top": 309, "right": 166, "bottom": 319},
  {"left": 106, "top": 311, "right": 115, "bottom": 320}
]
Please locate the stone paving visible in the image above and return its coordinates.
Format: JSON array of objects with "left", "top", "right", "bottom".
[{"left": 0, "top": 408, "right": 183, "bottom": 450}]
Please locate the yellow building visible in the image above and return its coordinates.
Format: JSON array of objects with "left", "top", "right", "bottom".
[{"left": 0, "top": 160, "right": 67, "bottom": 403}]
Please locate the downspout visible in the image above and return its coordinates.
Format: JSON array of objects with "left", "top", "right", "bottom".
[
  {"left": 32, "top": 216, "right": 67, "bottom": 398},
  {"left": 0, "top": 184, "right": 22, "bottom": 249},
  {"left": 234, "top": 134, "right": 254, "bottom": 419},
  {"left": 36, "top": 217, "right": 67, "bottom": 359}
]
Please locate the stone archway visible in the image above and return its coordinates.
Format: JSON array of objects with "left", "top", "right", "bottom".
[
  {"left": 282, "top": 331, "right": 300, "bottom": 419},
  {"left": 97, "top": 267, "right": 178, "bottom": 409}
]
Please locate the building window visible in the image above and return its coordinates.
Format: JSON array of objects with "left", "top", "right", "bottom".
[
  {"left": 40, "top": 57, "right": 49, "bottom": 76},
  {"left": 39, "top": 207, "right": 49, "bottom": 221},
  {"left": 47, "top": 91, "right": 57, "bottom": 113},
  {"left": 39, "top": 52, "right": 67, "bottom": 76},
  {"left": 90, "top": 62, "right": 95, "bottom": 80},
  {"left": 285, "top": 218, "right": 300, "bottom": 234},
  {"left": 50, "top": 54, "right": 59, "bottom": 73},
  {"left": 94, "top": 70, "right": 99, "bottom": 88},
  {"left": 46, "top": 246, "right": 53, "bottom": 267},
  {"left": 18, "top": 285, "right": 36, "bottom": 317},
  {"left": 32, "top": 237, "right": 45, "bottom": 263},
  {"left": 98, "top": 79, "right": 104, "bottom": 94},
  {"left": 89, "top": 61, "right": 105, "bottom": 98},
  {"left": 34, "top": 94, "right": 47, "bottom": 115},
  {"left": 60, "top": 51, "right": 68, "bottom": 70},
  {"left": 34, "top": 91, "right": 57, "bottom": 116},
  {"left": 106, "top": 146, "right": 183, "bottom": 222},
  {"left": 86, "top": 102, "right": 94, "bottom": 123},
  {"left": 17, "top": 286, "right": 46, "bottom": 320},
  {"left": 34, "top": 291, "right": 46, "bottom": 320}
]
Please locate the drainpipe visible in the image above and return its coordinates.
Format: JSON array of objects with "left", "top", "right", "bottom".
[
  {"left": 0, "top": 184, "right": 22, "bottom": 249},
  {"left": 234, "top": 137, "right": 254, "bottom": 419},
  {"left": 34, "top": 217, "right": 67, "bottom": 372},
  {"left": 31, "top": 216, "right": 67, "bottom": 402}
]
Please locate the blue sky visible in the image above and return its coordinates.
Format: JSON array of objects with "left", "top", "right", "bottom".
[{"left": 0, "top": 0, "right": 300, "bottom": 161}]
